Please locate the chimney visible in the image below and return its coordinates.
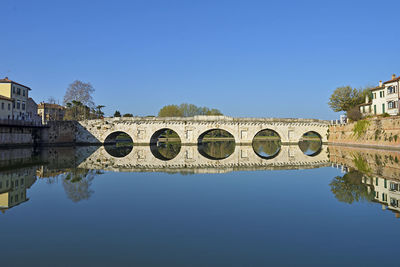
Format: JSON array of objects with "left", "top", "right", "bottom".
[
  {"left": 365, "top": 94, "right": 369, "bottom": 104},
  {"left": 379, "top": 80, "right": 382, "bottom": 87},
  {"left": 392, "top": 74, "right": 396, "bottom": 80}
]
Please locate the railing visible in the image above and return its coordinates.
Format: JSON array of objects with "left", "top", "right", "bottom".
[
  {"left": 0, "top": 119, "right": 44, "bottom": 127},
  {"left": 330, "top": 119, "right": 347, "bottom": 125}
]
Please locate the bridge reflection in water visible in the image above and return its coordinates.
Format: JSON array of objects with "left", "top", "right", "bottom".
[
  {"left": 5, "top": 142, "right": 400, "bottom": 221},
  {"left": 82, "top": 140, "right": 329, "bottom": 173}
]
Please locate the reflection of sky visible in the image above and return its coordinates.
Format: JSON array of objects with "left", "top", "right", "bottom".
[{"left": 2, "top": 167, "right": 400, "bottom": 266}]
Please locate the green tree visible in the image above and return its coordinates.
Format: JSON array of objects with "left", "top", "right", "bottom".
[
  {"left": 114, "top": 110, "right": 121, "bottom": 117},
  {"left": 158, "top": 105, "right": 183, "bottom": 117},
  {"left": 329, "top": 86, "right": 374, "bottom": 113},
  {"left": 158, "top": 103, "right": 223, "bottom": 117},
  {"left": 123, "top": 113, "right": 133, "bottom": 117},
  {"left": 328, "top": 86, "right": 363, "bottom": 112}
]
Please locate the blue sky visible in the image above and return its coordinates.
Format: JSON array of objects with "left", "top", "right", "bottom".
[{"left": 1, "top": 0, "right": 399, "bottom": 119}]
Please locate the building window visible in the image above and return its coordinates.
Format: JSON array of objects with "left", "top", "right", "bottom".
[
  {"left": 23, "top": 89, "right": 25, "bottom": 96},
  {"left": 373, "top": 93, "right": 376, "bottom": 99},
  {"left": 388, "top": 86, "right": 396, "bottom": 94},
  {"left": 388, "top": 101, "right": 398, "bottom": 109},
  {"left": 384, "top": 179, "right": 387, "bottom": 188},
  {"left": 17, "top": 88, "right": 21, "bottom": 95},
  {"left": 22, "top": 102, "right": 25, "bottom": 110},
  {"left": 1, "top": 102, "right": 3, "bottom": 110},
  {"left": 8, "top": 103, "right": 10, "bottom": 110},
  {"left": 362, "top": 106, "right": 365, "bottom": 113},
  {"left": 17, "top": 101, "right": 20, "bottom": 109}
]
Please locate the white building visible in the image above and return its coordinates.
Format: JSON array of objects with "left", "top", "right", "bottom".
[{"left": 360, "top": 74, "right": 400, "bottom": 116}]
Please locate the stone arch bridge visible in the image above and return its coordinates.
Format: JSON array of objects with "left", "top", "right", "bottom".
[{"left": 75, "top": 116, "right": 329, "bottom": 144}]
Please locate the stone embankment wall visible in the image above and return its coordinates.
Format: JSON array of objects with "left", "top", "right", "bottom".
[
  {"left": 329, "top": 116, "right": 400, "bottom": 149},
  {"left": 0, "top": 125, "right": 41, "bottom": 147},
  {"left": 39, "top": 121, "right": 77, "bottom": 145}
]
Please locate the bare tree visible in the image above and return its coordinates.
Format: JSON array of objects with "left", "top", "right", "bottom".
[
  {"left": 47, "top": 96, "right": 57, "bottom": 104},
  {"left": 63, "top": 80, "right": 95, "bottom": 108}
]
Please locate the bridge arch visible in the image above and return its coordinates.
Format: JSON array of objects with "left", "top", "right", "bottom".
[
  {"left": 103, "top": 131, "right": 134, "bottom": 158},
  {"left": 197, "top": 128, "right": 236, "bottom": 160},
  {"left": 149, "top": 128, "right": 182, "bottom": 160},
  {"left": 252, "top": 129, "right": 281, "bottom": 160}
]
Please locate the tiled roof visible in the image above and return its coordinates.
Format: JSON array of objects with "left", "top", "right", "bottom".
[
  {"left": 0, "top": 95, "right": 13, "bottom": 102},
  {"left": 370, "top": 86, "right": 385, "bottom": 91},
  {"left": 383, "top": 77, "right": 400, "bottom": 84},
  {"left": 37, "top": 103, "right": 65, "bottom": 109},
  {"left": 0, "top": 77, "right": 31, "bottom": 90},
  {"left": 359, "top": 102, "right": 372, "bottom": 106}
]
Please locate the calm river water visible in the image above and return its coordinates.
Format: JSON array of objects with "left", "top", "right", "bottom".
[{"left": 1, "top": 141, "right": 400, "bottom": 266}]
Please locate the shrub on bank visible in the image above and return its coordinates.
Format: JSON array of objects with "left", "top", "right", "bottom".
[{"left": 352, "top": 119, "right": 370, "bottom": 139}]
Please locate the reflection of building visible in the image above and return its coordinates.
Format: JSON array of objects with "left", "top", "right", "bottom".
[
  {"left": 37, "top": 102, "right": 65, "bottom": 124},
  {"left": 0, "top": 168, "right": 37, "bottom": 213},
  {"left": 362, "top": 176, "right": 400, "bottom": 218}
]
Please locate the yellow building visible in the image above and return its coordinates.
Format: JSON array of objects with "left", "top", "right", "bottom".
[
  {"left": 37, "top": 102, "right": 66, "bottom": 124},
  {"left": 0, "top": 95, "right": 13, "bottom": 120},
  {"left": 0, "top": 77, "right": 31, "bottom": 120}
]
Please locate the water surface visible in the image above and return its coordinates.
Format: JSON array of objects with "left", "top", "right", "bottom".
[{"left": 1, "top": 144, "right": 399, "bottom": 266}]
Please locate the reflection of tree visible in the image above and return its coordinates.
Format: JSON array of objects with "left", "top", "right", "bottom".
[
  {"left": 253, "top": 140, "right": 280, "bottom": 157},
  {"left": 157, "top": 142, "right": 181, "bottom": 159},
  {"left": 200, "top": 141, "right": 235, "bottom": 159},
  {"left": 330, "top": 170, "right": 375, "bottom": 204},
  {"left": 62, "top": 169, "right": 102, "bottom": 202},
  {"left": 104, "top": 144, "right": 133, "bottom": 158},
  {"left": 298, "top": 140, "right": 321, "bottom": 154}
]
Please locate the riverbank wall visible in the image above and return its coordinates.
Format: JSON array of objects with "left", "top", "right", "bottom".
[{"left": 329, "top": 116, "right": 400, "bottom": 149}]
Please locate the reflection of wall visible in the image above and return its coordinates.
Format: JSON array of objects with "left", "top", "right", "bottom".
[
  {"left": 78, "top": 145, "right": 330, "bottom": 173},
  {"left": 329, "top": 145, "right": 400, "bottom": 181}
]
